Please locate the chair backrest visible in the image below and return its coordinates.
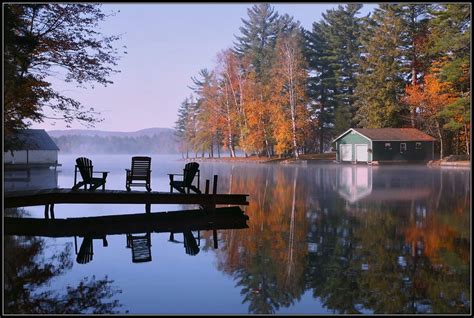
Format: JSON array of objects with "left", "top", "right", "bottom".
[
  {"left": 130, "top": 156, "right": 151, "bottom": 177},
  {"left": 183, "top": 162, "right": 199, "bottom": 186},
  {"left": 76, "top": 157, "right": 93, "bottom": 182}
]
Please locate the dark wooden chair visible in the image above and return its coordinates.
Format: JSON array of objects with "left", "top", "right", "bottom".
[
  {"left": 168, "top": 162, "right": 201, "bottom": 194},
  {"left": 126, "top": 156, "right": 152, "bottom": 192},
  {"left": 126, "top": 233, "right": 152, "bottom": 263},
  {"left": 72, "top": 157, "right": 108, "bottom": 191}
]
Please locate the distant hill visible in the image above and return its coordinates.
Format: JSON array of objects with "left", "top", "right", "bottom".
[
  {"left": 49, "top": 127, "right": 180, "bottom": 154},
  {"left": 48, "top": 127, "right": 173, "bottom": 138}
]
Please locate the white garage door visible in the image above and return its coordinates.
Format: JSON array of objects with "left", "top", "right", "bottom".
[
  {"left": 340, "top": 144, "right": 352, "bottom": 161},
  {"left": 355, "top": 144, "right": 368, "bottom": 162}
]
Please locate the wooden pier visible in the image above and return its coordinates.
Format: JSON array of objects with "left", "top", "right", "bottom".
[{"left": 4, "top": 188, "right": 249, "bottom": 209}]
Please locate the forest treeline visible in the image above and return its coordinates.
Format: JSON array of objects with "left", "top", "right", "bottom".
[{"left": 174, "top": 4, "right": 470, "bottom": 159}]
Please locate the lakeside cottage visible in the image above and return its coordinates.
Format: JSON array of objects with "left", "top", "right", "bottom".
[
  {"left": 332, "top": 128, "right": 436, "bottom": 164},
  {"left": 4, "top": 129, "right": 60, "bottom": 167}
]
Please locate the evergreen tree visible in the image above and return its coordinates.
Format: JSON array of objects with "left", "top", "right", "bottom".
[
  {"left": 175, "top": 97, "right": 191, "bottom": 158},
  {"left": 234, "top": 4, "right": 297, "bottom": 81},
  {"left": 397, "top": 4, "right": 432, "bottom": 127},
  {"left": 323, "top": 4, "right": 364, "bottom": 136},
  {"left": 305, "top": 21, "right": 336, "bottom": 153},
  {"left": 354, "top": 4, "right": 408, "bottom": 128}
]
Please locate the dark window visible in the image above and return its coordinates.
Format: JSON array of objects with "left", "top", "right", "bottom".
[
  {"left": 416, "top": 142, "right": 422, "bottom": 150},
  {"left": 400, "top": 143, "right": 407, "bottom": 152}
]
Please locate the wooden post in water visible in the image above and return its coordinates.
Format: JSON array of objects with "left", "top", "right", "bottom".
[{"left": 212, "top": 175, "right": 218, "bottom": 249}]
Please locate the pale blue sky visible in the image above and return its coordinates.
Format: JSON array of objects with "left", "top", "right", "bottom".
[{"left": 32, "top": 3, "right": 377, "bottom": 132}]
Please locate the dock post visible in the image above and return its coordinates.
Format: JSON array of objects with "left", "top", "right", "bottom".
[
  {"left": 145, "top": 203, "right": 151, "bottom": 214},
  {"left": 44, "top": 204, "right": 49, "bottom": 219},
  {"left": 212, "top": 175, "right": 218, "bottom": 249},
  {"left": 50, "top": 204, "right": 55, "bottom": 219}
]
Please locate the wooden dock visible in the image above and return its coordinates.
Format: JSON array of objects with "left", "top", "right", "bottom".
[
  {"left": 4, "top": 206, "right": 249, "bottom": 238},
  {"left": 4, "top": 188, "right": 249, "bottom": 209}
]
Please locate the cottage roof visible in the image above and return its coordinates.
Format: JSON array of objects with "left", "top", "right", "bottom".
[
  {"left": 333, "top": 128, "right": 436, "bottom": 142},
  {"left": 6, "top": 129, "right": 60, "bottom": 151}
]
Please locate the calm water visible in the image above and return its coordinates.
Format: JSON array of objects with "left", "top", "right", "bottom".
[{"left": 4, "top": 154, "right": 471, "bottom": 314}]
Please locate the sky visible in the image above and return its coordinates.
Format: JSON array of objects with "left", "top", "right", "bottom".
[{"left": 31, "top": 3, "right": 377, "bottom": 132}]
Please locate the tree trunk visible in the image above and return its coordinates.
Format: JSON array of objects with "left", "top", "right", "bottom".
[
  {"left": 436, "top": 121, "right": 443, "bottom": 159},
  {"left": 465, "top": 124, "right": 470, "bottom": 155}
]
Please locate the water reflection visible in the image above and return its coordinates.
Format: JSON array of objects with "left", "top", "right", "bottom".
[
  {"left": 200, "top": 163, "right": 470, "bottom": 314},
  {"left": 6, "top": 207, "right": 249, "bottom": 265},
  {"left": 4, "top": 208, "right": 126, "bottom": 314},
  {"left": 4, "top": 157, "right": 470, "bottom": 314},
  {"left": 4, "top": 167, "right": 58, "bottom": 191}
]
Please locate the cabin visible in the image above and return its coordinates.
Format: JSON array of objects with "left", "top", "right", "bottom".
[
  {"left": 332, "top": 128, "right": 435, "bottom": 164},
  {"left": 4, "top": 129, "right": 60, "bottom": 167}
]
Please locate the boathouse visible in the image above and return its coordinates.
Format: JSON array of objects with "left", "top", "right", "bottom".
[
  {"left": 4, "top": 129, "right": 60, "bottom": 167},
  {"left": 332, "top": 128, "right": 436, "bottom": 163}
]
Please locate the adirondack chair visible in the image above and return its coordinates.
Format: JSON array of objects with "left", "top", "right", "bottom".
[
  {"left": 72, "top": 157, "right": 108, "bottom": 191},
  {"left": 168, "top": 162, "right": 201, "bottom": 194},
  {"left": 126, "top": 233, "right": 152, "bottom": 263},
  {"left": 125, "top": 156, "right": 152, "bottom": 192}
]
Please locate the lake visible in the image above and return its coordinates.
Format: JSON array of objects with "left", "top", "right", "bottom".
[{"left": 4, "top": 154, "right": 471, "bottom": 314}]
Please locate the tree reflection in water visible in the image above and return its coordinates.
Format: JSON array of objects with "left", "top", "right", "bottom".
[
  {"left": 4, "top": 208, "right": 127, "bottom": 314},
  {"left": 202, "top": 164, "right": 470, "bottom": 314}
]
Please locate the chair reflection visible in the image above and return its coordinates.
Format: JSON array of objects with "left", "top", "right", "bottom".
[
  {"left": 126, "top": 233, "right": 152, "bottom": 263},
  {"left": 169, "top": 231, "right": 201, "bottom": 256},
  {"left": 75, "top": 235, "right": 108, "bottom": 264}
]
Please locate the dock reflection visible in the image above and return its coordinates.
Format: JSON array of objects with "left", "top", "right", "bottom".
[{"left": 5, "top": 206, "right": 249, "bottom": 264}]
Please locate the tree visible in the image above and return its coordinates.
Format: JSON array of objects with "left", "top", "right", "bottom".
[
  {"left": 428, "top": 4, "right": 471, "bottom": 155},
  {"left": 354, "top": 4, "right": 409, "bottom": 128},
  {"left": 324, "top": 4, "right": 364, "bottom": 135},
  {"left": 4, "top": 4, "right": 124, "bottom": 142},
  {"left": 271, "top": 30, "right": 309, "bottom": 158},
  {"left": 304, "top": 21, "right": 336, "bottom": 153},
  {"left": 404, "top": 73, "right": 456, "bottom": 159},
  {"left": 234, "top": 4, "right": 296, "bottom": 81},
  {"left": 397, "top": 4, "right": 432, "bottom": 127},
  {"left": 305, "top": 4, "right": 365, "bottom": 152}
]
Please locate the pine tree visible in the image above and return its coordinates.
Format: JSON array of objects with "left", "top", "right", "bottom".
[
  {"left": 323, "top": 4, "right": 364, "bottom": 136},
  {"left": 354, "top": 4, "right": 408, "bottom": 128},
  {"left": 428, "top": 4, "right": 471, "bottom": 155},
  {"left": 234, "top": 4, "right": 297, "bottom": 81},
  {"left": 304, "top": 22, "right": 336, "bottom": 153},
  {"left": 174, "top": 97, "right": 191, "bottom": 158}
]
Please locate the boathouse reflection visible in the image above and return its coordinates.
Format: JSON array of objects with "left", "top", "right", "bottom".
[
  {"left": 4, "top": 167, "right": 58, "bottom": 191},
  {"left": 336, "top": 165, "right": 433, "bottom": 204}
]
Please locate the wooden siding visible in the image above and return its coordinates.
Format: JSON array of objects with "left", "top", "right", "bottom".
[
  {"left": 336, "top": 132, "right": 372, "bottom": 162},
  {"left": 372, "top": 141, "right": 434, "bottom": 161}
]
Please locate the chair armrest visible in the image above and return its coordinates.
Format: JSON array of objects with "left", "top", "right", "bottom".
[
  {"left": 94, "top": 170, "right": 109, "bottom": 174},
  {"left": 167, "top": 173, "right": 183, "bottom": 176}
]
